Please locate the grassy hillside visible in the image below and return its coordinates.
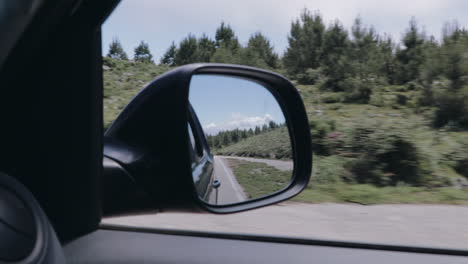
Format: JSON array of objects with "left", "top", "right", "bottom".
[
  {"left": 103, "top": 57, "right": 172, "bottom": 129},
  {"left": 296, "top": 83, "right": 468, "bottom": 181},
  {"left": 103, "top": 57, "right": 468, "bottom": 204},
  {"left": 215, "top": 127, "right": 292, "bottom": 159}
]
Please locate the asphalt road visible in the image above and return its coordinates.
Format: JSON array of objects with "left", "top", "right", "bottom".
[
  {"left": 209, "top": 156, "right": 247, "bottom": 205},
  {"left": 103, "top": 202, "right": 468, "bottom": 250}
]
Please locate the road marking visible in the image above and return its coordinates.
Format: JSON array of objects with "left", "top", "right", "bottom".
[{"left": 216, "top": 156, "right": 246, "bottom": 201}]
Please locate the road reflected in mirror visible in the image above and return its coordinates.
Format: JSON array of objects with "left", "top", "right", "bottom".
[{"left": 189, "top": 74, "right": 293, "bottom": 205}]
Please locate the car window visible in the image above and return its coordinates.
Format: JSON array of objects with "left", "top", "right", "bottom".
[{"left": 102, "top": 0, "right": 468, "bottom": 251}]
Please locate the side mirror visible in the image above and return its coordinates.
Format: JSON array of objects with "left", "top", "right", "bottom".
[{"left": 104, "top": 64, "right": 312, "bottom": 214}]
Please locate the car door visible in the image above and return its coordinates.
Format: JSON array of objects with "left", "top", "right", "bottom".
[{"left": 188, "top": 105, "right": 215, "bottom": 202}]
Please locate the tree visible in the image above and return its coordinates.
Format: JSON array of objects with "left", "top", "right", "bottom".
[
  {"left": 339, "top": 17, "right": 383, "bottom": 102},
  {"left": 241, "top": 130, "right": 248, "bottom": 139},
  {"left": 174, "top": 34, "right": 198, "bottom": 65},
  {"left": 211, "top": 45, "right": 241, "bottom": 64},
  {"left": 215, "top": 22, "right": 235, "bottom": 47},
  {"left": 429, "top": 26, "right": 468, "bottom": 129},
  {"left": 254, "top": 126, "right": 261, "bottom": 135},
  {"left": 134, "top": 41, "right": 154, "bottom": 63},
  {"left": 196, "top": 34, "right": 216, "bottom": 62},
  {"left": 230, "top": 129, "right": 239, "bottom": 143},
  {"left": 349, "top": 17, "right": 380, "bottom": 81},
  {"left": 442, "top": 26, "right": 468, "bottom": 90},
  {"left": 320, "top": 20, "right": 351, "bottom": 92},
  {"left": 243, "top": 32, "right": 279, "bottom": 69},
  {"left": 269, "top": 120, "right": 278, "bottom": 129},
  {"left": 214, "top": 22, "right": 241, "bottom": 55},
  {"left": 107, "top": 38, "right": 128, "bottom": 60},
  {"left": 378, "top": 34, "right": 397, "bottom": 84},
  {"left": 283, "top": 9, "right": 325, "bottom": 75},
  {"left": 160, "top": 42, "right": 177, "bottom": 66},
  {"left": 222, "top": 133, "right": 229, "bottom": 146},
  {"left": 395, "top": 18, "right": 426, "bottom": 84}
]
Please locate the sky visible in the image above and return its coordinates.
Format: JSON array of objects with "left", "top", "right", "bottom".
[
  {"left": 189, "top": 74, "right": 285, "bottom": 135},
  {"left": 102, "top": 0, "right": 468, "bottom": 61}
]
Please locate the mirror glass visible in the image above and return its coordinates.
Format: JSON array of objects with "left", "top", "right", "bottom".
[{"left": 189, "top": 74, "right": 293, "bottom": 206}]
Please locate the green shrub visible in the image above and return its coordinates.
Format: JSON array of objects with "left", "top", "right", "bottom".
[
  {"left": 321, "top": 93, "right": 343, "bottom": 103},
  {"left": 344, "top": 120, "right": 429, "bottom": 186},
  {"left": 312, "top": 155, "right": 347, "bottom": 183},
  {"left": 447, "top": 142, "right": 468, "bottom": 178},
  {"left": 432, "top": 90, "right": 468, "bottom": 129},
  {"left": 396, "top": 94, "right": 408, "bottom": 105},
  {"left": 309, "top": 119, "right": 336, "bottom": 155},
  {"left": 327, "top": 103, "right": 342, "bottom": 110},
  {"left": 341, "top": 77, "right": 372, "bottom": 104},
  {"left": 406, "top": 81, "right": 422, "bottom": 91},
  {"left": 296, "top": 68, "right": 321, "bottom": 85},
  {"left": 369, "top": 92, "right": 386, "bottom": 107},
  {"left": 395, "top": 85, "right": 407, "bottom": 92}
]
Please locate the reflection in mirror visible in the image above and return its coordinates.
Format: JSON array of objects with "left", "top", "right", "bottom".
[{"left": 189, "top": 74, "right": 293, "bottom": 206}]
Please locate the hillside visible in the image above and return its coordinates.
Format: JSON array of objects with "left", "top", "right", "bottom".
[
  {"left": 103, "top": 57, "right": 173, "bottom": 129},
  {"left": 215, "top": 127, "right": 292, "bottom": 159},
  {"left": 103, "top": 57, "right": 468, "bottom": 204}
]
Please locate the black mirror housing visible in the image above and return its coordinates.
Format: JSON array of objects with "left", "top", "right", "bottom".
[{"left": 104, "top": 63, "right": 312, "bottom": 214}]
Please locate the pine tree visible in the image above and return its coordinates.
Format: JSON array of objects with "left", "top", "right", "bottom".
[
  {"left": 174, "top": 34, "right": 198, "bottom": 65},
  {"left": 321, "top": 21, "right": 351, "bottom": 92},
  {"left": 378, "top": 34, "right": 397, "bottom": 84},
  {"left": 211, "top": 45, "right": 241, "bottom": 64},
  {"left": 283, "top": 9, "right": 325, "bottom": 75},
  {"left": 196, "top": 34, "right": 216, "bottom": 62},
  {"left": 442, "top": 26, "right": 468, "bottom": 90},
  {"left": 395, "top": 18, "right": 426, "bottom": 84},
  {"left": 215, "top": 22, "right": 241, "bottom": 54},
  {"left": 254, "top": 126, "right": 261, "bottom": 135},
  {"left": 215, "top": 22, "right": 235, "bottom": 47},
  {"left": 161, "top": 42, "right": 177, "bottom": 66},
  {"left": 222, "top": 133, "right": 229, "bottom": 146},
  {"left": 134, "top": 41, "right": 154, "bottom": 63},
  {"left": 269, "top": 121, "right": 278, "bottom": 129},
  {"left": 244, "top": 32, "right": 279, "bottom": 69},
  {"left": 350, "top": 17, "right": 380, "bottom": 81},
  {"left": 107, "top": 38, "right": 128, "bottom": 60}
]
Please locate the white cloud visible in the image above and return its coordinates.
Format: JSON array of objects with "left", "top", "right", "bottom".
[{"left": 203, "top": 113, "right": 274, "bottom": 135}]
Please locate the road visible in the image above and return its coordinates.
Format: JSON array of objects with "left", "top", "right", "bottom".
[
  {"left": 218, "top": 155, "right": 293, "bottom": 171},
  {"left": 209, "top": 156, "right": 247, "bottom": 205},
  {"left": 103, "top": 202, "right": 468, "bottom": 250}
]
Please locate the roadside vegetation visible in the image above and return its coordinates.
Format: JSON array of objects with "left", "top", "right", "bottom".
[
  {"left": 210, "top": 126, "right": 292, "bottom": 160},
  {"left": 226, "top": 159, "right": 291, "bottom": 199},
  {"left": 104, "top": 9, "right": 468, "bottom": 204}
]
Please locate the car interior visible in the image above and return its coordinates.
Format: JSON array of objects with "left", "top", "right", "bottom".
[{"left": 0, "top": 0, "right": 467, "bottom": 263}]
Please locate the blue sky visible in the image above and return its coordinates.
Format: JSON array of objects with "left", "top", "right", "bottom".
[
  {"left": 189, "top": 74, "right": 285, "bottom": 135},
  {"left": 102, "top": 0, "right": 468, "bottom": 61}
]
